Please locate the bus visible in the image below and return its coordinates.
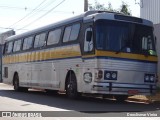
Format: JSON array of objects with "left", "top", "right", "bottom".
[{"left": 2, "top": 11, "right": 158, "bottom": 101}]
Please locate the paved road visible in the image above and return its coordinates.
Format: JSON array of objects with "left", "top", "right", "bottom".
[{"left": 0, "top": 83, "right": 159, "bottom": 120}]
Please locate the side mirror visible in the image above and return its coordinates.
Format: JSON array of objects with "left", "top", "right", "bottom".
[{"left": 86, "top": 31, "right": 92, "bottom": 42}]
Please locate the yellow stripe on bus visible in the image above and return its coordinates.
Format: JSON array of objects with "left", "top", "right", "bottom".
[
  {"left": 95, "top": 50, "right": 158, "bottom": 62},
  {"left": 2, "top": 45, "right": 81, "bottom": 64},
  {"left": 2, "top": 46, "right": 158, "bottom": 64},
  {"left": 82, "top": 50, "right": 157, "bottom": 62}
]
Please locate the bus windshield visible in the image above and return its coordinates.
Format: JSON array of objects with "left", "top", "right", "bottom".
[{"left": 95, "top": 20, "right": 156, "bottom": 56}]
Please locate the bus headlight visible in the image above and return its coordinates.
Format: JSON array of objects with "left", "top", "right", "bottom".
[
  {"left": 84, "top": 72, "right": 92, "bottom": 83},
  {"left": 104, "top": 71, "right": 118, "bottom": 80},
  {"left": 112, "top": 72, "right": 117, "bottom": 79},
  {"left": 144, "top": 74, "right": 155, "bottom": 83},
  {"left": 150, "top": 76, "right": 154, "bottom": 82},
  {"left": 106, "top": 72, "right": 111, "bottom": 79},
  {"left": 145, "top": 75, "right": 149, "bottom": 81}
]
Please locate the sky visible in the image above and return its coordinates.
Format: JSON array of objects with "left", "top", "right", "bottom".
[{"left": 0, "top": 0, "right": 140, "bottom": 34}]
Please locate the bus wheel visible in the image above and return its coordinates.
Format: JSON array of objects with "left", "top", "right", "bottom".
[
  {"left": 66, "top": 73, "right": 78, "bottom": 99},
  {"left": 13, "top": 74, "right": 21, "bottom": 91},
  {"left": 13, "top": 74, "right": 28, "bottom": 92},
  {"left": 114, "top": 95, "right": 128, "bottom": 102}
]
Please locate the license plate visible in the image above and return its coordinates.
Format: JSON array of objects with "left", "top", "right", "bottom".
[{"left": 128, "top": 90, "right": 139, "bottom": 94}]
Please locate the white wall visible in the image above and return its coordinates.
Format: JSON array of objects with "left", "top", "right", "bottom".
[
  {"left": 0, "top": 30, "right": 15, "bottom": 44},
  {"left": 154, "top": 24, "right": 160, "bottom": 87},
  {"left": 140, "top": 0, "right": 160, "bottom": 87},
  {"left": 140, "top": 0, "right": 160, "bottom": 24}
]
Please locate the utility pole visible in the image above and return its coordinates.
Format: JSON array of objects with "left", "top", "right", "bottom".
[{"left": 84, "top": 0, "right": 88, "bottom": 12}]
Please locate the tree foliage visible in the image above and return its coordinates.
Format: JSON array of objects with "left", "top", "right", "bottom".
[
  {"left": 120, "top": 2, "right": 131, "bottom": 15},
  {"left": 88, "top": 0, "right": 131, "bottom": 16},
  {"left": 89, "top": 0, "right": 107, "bottom": 11}
]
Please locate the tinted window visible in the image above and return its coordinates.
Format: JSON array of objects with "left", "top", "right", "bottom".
[
  {"left": 96, "top": 20, "right": 156, "bottom": 55},
  {"left": 47, "top": 29, "right": 61, "bottom": 45},
  {"left": 13, "top": 39, "right": 22, "bottom": 52},
  {"left": 63, "top": 23, "right": 80, "bottom": 42},
  {"left": 34, "top": 33, "right": 46, "bottom": 48},
  {"left": 23, "top": 36, "right": 33, "bottom": 50},
  {"left": 96, "top": 20, "right": 129, "bottom": 51}
]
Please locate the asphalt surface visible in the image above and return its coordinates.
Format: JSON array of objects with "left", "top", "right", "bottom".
[{"left": 0, "top": 83, "right": 160, "bottom": 120}]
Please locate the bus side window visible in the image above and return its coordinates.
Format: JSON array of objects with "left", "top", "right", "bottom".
[
  {"left": 34, "top": 33, "right": 46, "bottom": 48},
  {"left": 6, "top": 42, "right": 13, "bottom": 54},
  {"left": 47, "top": 29, "right": 61, "bottom": 45},
  {"left": 13, "top": 39, "right": 22, "bottom": 52},
  {"left": 63, "top": 23, "right": 80, "bottom": 42},
  {"left": 70, "top": 24, "right": 80, "bottom": 41},
  {"left": 63, "top": 26, "right": 72, "bottom": 42},
  {"left": 84, "top": 27, "right": 93, "bottom": 52},
  {"left": 23, "top": 36, "right": 33, "bottom": 50}
]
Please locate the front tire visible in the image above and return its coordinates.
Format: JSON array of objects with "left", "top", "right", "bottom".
[{"left": 66, "top": 73, "right": 79, "bottom": 99}]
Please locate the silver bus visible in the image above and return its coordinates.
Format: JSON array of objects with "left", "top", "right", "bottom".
[{"left": 2, "top": 11, "right": 158, "bottom": 101}]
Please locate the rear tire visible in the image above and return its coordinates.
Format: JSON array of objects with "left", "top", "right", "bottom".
[
  {"left": 66, "top": 73, "right": 79, "bottom": 99},
  {"left": 13, "top": 74, "right": 28, "bottom": 92}
]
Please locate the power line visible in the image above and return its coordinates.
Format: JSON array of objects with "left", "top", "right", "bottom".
[
  {"left": 18, "top": 0, "right": 66, "bottom": 30},
  {"left": 0, "top": 5, "right": 57, "bottom": 12},
  {"left": 0, "top": 27, "right": 28, "bottom": 30},
  {"left": 17, "top": 0, "right": 57, "bottom": 23},
  {"left": 0, "top": 5, "right": 27, "bottom": 10},
  {"left": 0, "top": 27, "right": 12, "bottom": 29},
  {"left": 8, "top": 0, "right": 58, "bottom": 29},
  {"left": 8, "top": 0, "right": 47, "bottom": 28}
]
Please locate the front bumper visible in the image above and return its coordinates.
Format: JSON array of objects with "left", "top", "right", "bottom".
[{"left": 91, "top": 82, "right": 156, "bottom": 95}]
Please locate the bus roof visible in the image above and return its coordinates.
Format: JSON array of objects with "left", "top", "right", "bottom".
[{"left": 5, "top": 11, "right": 153, "bottom": 42}]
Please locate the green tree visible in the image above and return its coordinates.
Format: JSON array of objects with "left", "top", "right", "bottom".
[
  {"left": 120, "top": 2, "right": 131, "bottom": 15},
  {"left": 88, "top": 0, "right": 131, "bottom": 16},
  {"left": 107, "top": 2, "right": 114, "bottom": 12},
  {"left": 89, "top": 0, "right": 107, "bottom": 11}
]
